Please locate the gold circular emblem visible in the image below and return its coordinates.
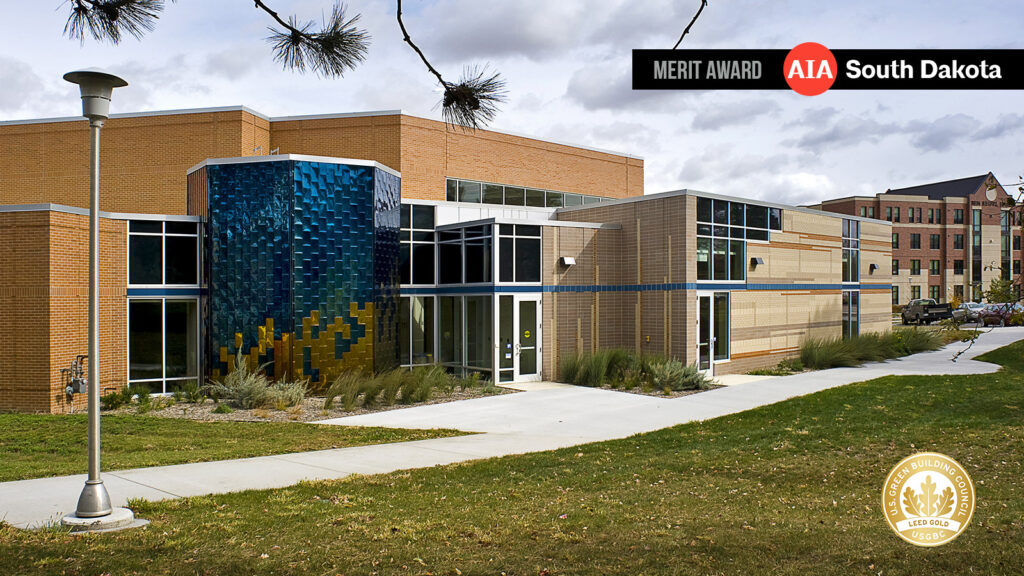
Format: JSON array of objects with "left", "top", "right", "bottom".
[{"left": 882, "top": 452, "right": 975, "bottom": 547}]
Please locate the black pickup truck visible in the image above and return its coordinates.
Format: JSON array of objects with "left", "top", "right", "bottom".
[{"left": 900, "top": 298, "right": 954, "bottom": 325}]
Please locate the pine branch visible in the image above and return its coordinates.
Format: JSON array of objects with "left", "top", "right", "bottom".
[
  {"left": 397, "top": 0, "right": 506, "bottom": 130},
  {"left": 260, "top": 1, "right": 369, "bottom": 77},
  {"left": 673, "top": 0, "right": 708, "bottom": 49},
  {"left": 64, "top": 0, "right": 167, "bottom": 44}
]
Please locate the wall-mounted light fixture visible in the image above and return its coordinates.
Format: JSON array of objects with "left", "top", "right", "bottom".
[
  {"left": 869, "top": 263, "right": 879, "bottom": 274},
  {"left": 750, "top": 256, "right": 764, "bottom": 269},
  {"left": 560, "top": 256, "right": 576, "bottom": 267}
]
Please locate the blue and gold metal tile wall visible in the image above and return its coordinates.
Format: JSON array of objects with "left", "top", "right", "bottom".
[{"left": 205, "top": 159, "right": 399, "bottom": 385}]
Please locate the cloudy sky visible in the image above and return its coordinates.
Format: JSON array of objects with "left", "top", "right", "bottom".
[{"left": 2, "top": 0, "right": 1023, "bottom": 205}]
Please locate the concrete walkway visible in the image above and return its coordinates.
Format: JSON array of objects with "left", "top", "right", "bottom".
[{"left": 3, "top": 328, "right": 1022, "bottom": 529}]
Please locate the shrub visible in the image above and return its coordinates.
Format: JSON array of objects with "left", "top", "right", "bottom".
[
  {"left": 203, "top": 350, "right": 272, "bottom": 409},
  {"left": 558, "top": 349, "right": 711, "bottom": 392},
  {"left": 800, "top": 328, "right": 943, "bottom": 370},
  {"left": 647, "top": 359, "right": 714, "bottom": 392},
  {"left": 324, "top": 371, "right": 365, "bottom": 411},
  {"left": 269, "top": 379, "right": 307, "bottom": 410},
  {"left": 179, "top": 380, "right": 207, "bottom": 404},
  {"left": 100, "top": 386, "right": 134, "bottom": 411},
  {"left": 212, "top": 403, "right": 233, "bottom": 414}
]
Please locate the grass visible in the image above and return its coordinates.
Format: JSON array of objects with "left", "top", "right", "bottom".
[
  {"left": 558, "top": 349, "right": 714, "bottom": 392},
  {"left": 323, "top": 366, "right": 502, "bottom": 411},
  {"left": 2, "top": 342, "right": 1022, "bottom": 574},
  {"left": 0, "top": 415, "right": 462, "bottom": 482}
]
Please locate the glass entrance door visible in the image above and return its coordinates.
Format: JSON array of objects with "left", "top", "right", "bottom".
[
  {"left": 497, "top": 294, "right": 542, "bottom": 382},
  {"left": 697, "top": 292, "right": 730, "bottom": 377}
]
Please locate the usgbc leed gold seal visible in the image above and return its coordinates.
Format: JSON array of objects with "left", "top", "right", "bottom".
[{"left": 882, "top": 452, "right": 975, "bottom": 546}]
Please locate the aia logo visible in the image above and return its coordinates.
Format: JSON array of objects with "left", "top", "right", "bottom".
[{"left": 784, "top": 42, "right": 837, "bottom": 96}]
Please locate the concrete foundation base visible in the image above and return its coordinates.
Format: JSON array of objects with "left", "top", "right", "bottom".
[{"left": 61, "top": 507, "right": 147, "bottom": 533}]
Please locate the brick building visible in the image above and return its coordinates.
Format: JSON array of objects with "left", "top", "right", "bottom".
[
  {"left": 0, "top": 106, "right": 891, "bottom": 413},
  {"left": 814, "top": 173, "right": 1021, "bottom": 305}
]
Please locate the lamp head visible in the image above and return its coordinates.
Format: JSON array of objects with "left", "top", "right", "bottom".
[{"left": 63, "top": 68, "right": 128, "bottom": 122}]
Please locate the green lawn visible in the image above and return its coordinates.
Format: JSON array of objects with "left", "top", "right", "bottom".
[
  {"left": 2, "top": 342, "right": 1023, "bottom": 575},
  {"left": 0, "top": 415, "right": 462, "bottom": 482}
]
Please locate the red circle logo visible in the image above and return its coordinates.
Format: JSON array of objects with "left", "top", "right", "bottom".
[{"left": 784, "top": 42, "right": 837, "bottom": 96}]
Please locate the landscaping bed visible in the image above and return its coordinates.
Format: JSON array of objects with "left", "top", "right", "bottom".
[{"left": 3, "top": 340, "right": 1022, "bottom": 574}]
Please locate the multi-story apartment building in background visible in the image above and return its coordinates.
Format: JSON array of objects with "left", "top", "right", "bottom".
[{"left": 814, "top": 173, "right": 1021, "bottom": 306}]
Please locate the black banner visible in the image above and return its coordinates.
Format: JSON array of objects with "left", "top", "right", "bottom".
[{"left": 633, "top": 49, "right": 1024, "bottom": 91}]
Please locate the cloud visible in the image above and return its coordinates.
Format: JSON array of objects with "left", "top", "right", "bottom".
[
  {"left": 564, "top": 63, "right": 691, "bottom": 112},
  {"left": 972, "top": 113, "right": 1024, "bottom": 142},
  {"left": 782, "top": 106, "right": 839, "bottom": 128},
  {"left": 905, "top": 113, "right": 981, "bottom": 152},
  {"left": 0, "top": 58, "right": 46, "bottom": 113},
  {"left": 691, "top": 99, "right": 781, "bottom": 131},
  {"left": 413, "top": 0, "right": 588, "bottom": 64},
  {"left": 793, "top": 116, "right": 899, "bottom": 151},
  {"left": 205, "top": 49, "right": 258, "bottom": 81}
]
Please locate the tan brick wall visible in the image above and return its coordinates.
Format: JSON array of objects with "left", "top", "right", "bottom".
[
  {"left": 0, "top": 209, "right": 127, "bottom": 413},
  {"left": 552, "top": 194, "right": 893, "bottom": 376},
  {"left": 0, "top": 110, "right": 265, "bottom": 215}
]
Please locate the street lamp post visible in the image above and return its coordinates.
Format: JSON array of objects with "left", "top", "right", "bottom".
[{"left": 61, "top": 69, "right": 135, "bottom": 529}]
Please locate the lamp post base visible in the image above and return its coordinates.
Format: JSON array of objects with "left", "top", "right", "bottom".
[
  {"left": 74, "top": 479, "right": 112, "bottom": 518},
  {"left": 61, "top": 507, "right": 146, "bottom": 533}
]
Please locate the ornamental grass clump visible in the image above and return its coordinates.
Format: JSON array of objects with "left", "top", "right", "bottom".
[
  {"left": 800, "top": 328, "right": 943, "bottom": 370},
  {"left": 205, "top": 350, "right": 308, "bottom": 410},
  {"left": 558, "top": 349, "right": 712, "bottom": 392}
]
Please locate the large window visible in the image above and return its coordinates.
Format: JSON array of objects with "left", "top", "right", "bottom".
[
  {"left": 128, "top": 299, "right": 199, "bottom": 394},
  {"left": 128, "top": 220, "right": 199, "bottom": 286},
  {"left": 399, "top": 296, "right": 435, "bottom": 366},
  {"left": 930, "top": 234, "right": 940, "bottom": 250},
  {"left": 842, "top": 219, "right": 859, "bottom": 283},
  {"left": 695, "top": 196, "right": 774, "bottom": 282},
  {"left": 438, "top": 295, "right": 492, "bottom": 378},
  {"left": 910, "top": 234, "right": 921, "bottom": 249},
  {"left": 842, "top": 290, "right": 859, "bottom": 339},
  {"left": 498, "top": 224, "right": 541, "bottom": 283},
  {"left": 446, "top": 177, "right": 607, "bottom": 208},
  {"left": 972, "top": 209, "right": 982, "bottom": 296},
  {"left": 892, "top": 286, "right": 899, "bottom": 306},
  {"left": 439, "top": 225, "right": 494, "bottom": 285},
  {"left": 400, "top": 204, "right": 435, "bottom": 286},
  {"left": 1002, "top": 211, "right": 1011, "bottom": 280}
]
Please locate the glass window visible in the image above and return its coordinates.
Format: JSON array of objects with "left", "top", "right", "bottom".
[
  {"left": 930, "top": 260, "right": 940, "bottom": 275},
  {"left": 446, "top": 179, "right": 458, "bottom": 201},
  {"left": 130, "top": 220, "right": 162, "bottom": 233},
  {"left": 892, "top": 233, "right": 899, "bottom": 249},
  {"left": 1015, "top": 235, "right": 1021, "bottom": 251},
  {"left": 713, "top": 292, "right": 729, "bottom": 361},
  {"left": 893, "top": 207, "right": 901, "bottom": 222},
  {"left": 911, "top": 260, "right": 921, "bottom": 275},
  {"left": 515, "top": 238, "right": 541, "bottom": 283},
  {"left": 525, "top": 189, "right": 546, "bottom": 207},
  {"left": 712, "top": 239, "right": 728, "bottom": 281},
  {"left": 165, "top": 235, "right": 197, "bottom": 285},
  {"left": 930, "top": 234, "right": 940, "bottom": 250},
  {"left": 954, "top": 209, "right": 964, "bottom": 224},
  {"left": 910, "top": 234, "right": 921, "bottom": 249},
  {"left": 769, "top": 208, "right": 783, "bottom": 230},
  {"left": 713, "top": 200, "right": 729, "bottom": 225},
  {"left": 860, "top": 206, "right": 867, "bottom": 217},
  {"left": 458, "top": 180, "right": 481, "bottom": 203},
  {"left": 164, "top": 300, "right": 198, "bottom": 379},
  {"left": 412, "top": 205, "right": 434, "bottom": 229},
  {"left": 746, "top": 229, "right": 768, "bottom": 242},
  {"left": 954, "top": 234, "right": 964, "bottom": 250},
  {"left": 129, "top": 300, "right": 162, "bottom": 381},
  {"left": 697, "top": 238, "right": 711, "bottom": 281},
  {"left": 410, "top": 296, "right": 434, "bottom": 365},
  {"left": 412, "top": 244, "right": 435, "bottom": 285},
  {"left": 504, "top": 187, "right": 525, "bottom": 206},
  {"left": 499, "top": 237, "right": 514, "bottom": 282},
  {"left": 582, "top": 196, "right": 601, "bottom": 205},
  {"left": 746, "top": 205, "right": 768, "bottom": 229},
  {"left": 464, "top": 296, "right": 492, "bottom": 370},
  {"left": 730, "top": 203, "right": 745, "bottom": 226},
  {"left": 929, "top": 285, "right": 941, "bottom": 300},
  {"left": 545, "top": 191, "right": 563, "bottom": 208},
  {"left": 892, "top": 259, "right": 899, "bottom": 275},
  {"left": 912, "top": 285, "right": 921, "bottom": 300},
  {"left": 464, "top": 233, "right": 492, "bottom": 284},
  {"left": 129, "top": 235, "right": 162, "bottom": 284},
  {"left": 439, "top": 297, "right": 462, "bottom": 366},
  {"left": 563, "top": 194, "right": 582, "bottom": 207},
  {"left": 482, "top": 184, "right": 504, "bottom": 205},
  {"left": 400, "top": 244, "right": 411, "bottom": 284},
  {"left": 886, "top": 206, "right": 892, "bottom": 221},
  {"left": 439, "top": 242, "right": 462, "bottom": 284},
  {"left": 729, "top": 240, "right": 745, "bottom": 281},
  {"left": 954, "top": 260, "right": 964, "bottom": 275},
  {"left": 517, "top": 225, "right": 541, "bottom": 237},
  {"left": 697, "top": 197, "right": 712, "bottom": 222},
  {"left": 400, "top": 204, "right": 411, "bottom": 229},
  {"left": 892, "top": 286, "right": 899, "bottom": 306}
]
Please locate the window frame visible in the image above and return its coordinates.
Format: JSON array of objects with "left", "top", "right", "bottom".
[{"left": 127, "top": 219, "right": 201, "bottom": 288}]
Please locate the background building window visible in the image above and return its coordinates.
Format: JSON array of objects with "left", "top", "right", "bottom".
[
  {"left": 910, "top": 260, "right": 921, "bottom": 275},
  {"left": 954, "top": 234, "right": 964, "bottom": 250},
  {"left": 892, "top": 233, "right": 899, "bottom": 249},
  {"left": 954, "top": 285, "right": 964, "bottom": 300},
  {"left": 954, "top": 209, "right": 964, "bottom": 224},
  {"left": 954, "top": 260, "right": 964, "bottom": 275},
  {"left": 911, "top": 285, "right": 921, "bottom": 299},
  {"left": 930, "top": 234, "right": 940, "bottom": 250},
  {"left": 910, "top": 234, "right": 921, "bottom": 249},
  {"left": 892, "top": 259, "right": 899, "bottom": 275},
  {"left": 929, "top": 285, "right": 940, "bottom": 300},
  {"left": 892, "top": 286, "right": 899, "bottom": 306},
  {"left": 930, "top": 260, "right": 940, "bottom": 275}
]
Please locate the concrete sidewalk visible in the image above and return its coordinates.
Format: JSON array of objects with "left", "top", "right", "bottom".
[{"left": 3, "top": 328, "right": 1021, "bottom": 529}]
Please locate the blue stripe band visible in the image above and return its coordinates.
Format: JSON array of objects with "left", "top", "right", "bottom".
[
  {"left": 127, "top": 288, "right": 206, "bottom": 297},
  {"left": 401, "top": 283, "right": 891, "bottom": 295}
]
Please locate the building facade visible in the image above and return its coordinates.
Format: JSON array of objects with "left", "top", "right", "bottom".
[
  {"left": 0, "top": 107, "right": 891, "bottom": 413},
  {"left": 815, "top": 173, "right": 1021, "bottom": 305}
]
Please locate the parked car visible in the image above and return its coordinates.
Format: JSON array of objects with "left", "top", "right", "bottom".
[
  {"left": 900, "top": 298, "right": 954, "bottom": 325},
  {"left": 953, "top": 301, "right": 986, "bottom": 323},
  {"left": 979, "top": 302, "right": 1024, "bottom": 327}
]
